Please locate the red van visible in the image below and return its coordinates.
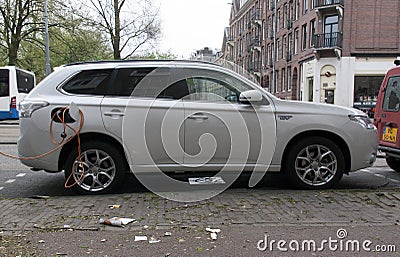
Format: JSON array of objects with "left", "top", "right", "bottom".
[{"left": 374, "top": 59, "right": 400, "bottom": 171}]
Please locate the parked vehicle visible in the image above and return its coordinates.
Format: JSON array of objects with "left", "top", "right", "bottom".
[
  {"left": 18, "top": 60, "right": 378, "bottom": 194},
  {"left": 374, "top": 59, "right": 400, "bottom": 172},
  {"left": 353, "top": 101, "right": 376, "bottom": 118},
  {"left": 0, "top": 66, "right": 35, "bottom": 120}
]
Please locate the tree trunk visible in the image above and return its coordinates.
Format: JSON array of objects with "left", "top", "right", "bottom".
[
  {"left": 113, "top": 0, "right": 121, "bottom": 60},
  {"left": 8, "top": 36, "right": 21, "bottom": 66}
]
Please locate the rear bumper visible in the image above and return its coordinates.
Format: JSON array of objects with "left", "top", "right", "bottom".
[{"left": 18, "top": 117, "right": 61, "bottom": 172}]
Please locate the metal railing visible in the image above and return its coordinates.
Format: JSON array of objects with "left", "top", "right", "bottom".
[
  {"left": 312, "top": 32, "right": 343, "bottom": 48},
  {"left": 251, "top": 8, "right": 262, "bottom": 21},
  {"left": 250, "top": 36, "right": 261, "bottom": 47},
  {"left": 248, "top": 61, "right": 261, "bottom": 73},
  {"left": 315, "top": 0, "right": 344, "bottom": 8}
]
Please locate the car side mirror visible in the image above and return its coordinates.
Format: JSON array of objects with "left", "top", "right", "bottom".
[{"left": 239, "top": 90, "right": 263, "bottom": 104}]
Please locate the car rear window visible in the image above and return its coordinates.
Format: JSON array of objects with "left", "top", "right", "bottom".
[
  {"left": 0, "top": 69, "right": 9, "bottom": 97},
  {"left": 382, "top": 76, "right": 400, "bottom": 112},
  {"left": 62, "top": 69, "right": 113, "bottom": 95},
  {"left": 16, "top": 69, "right": 35, "bottom": 93}
]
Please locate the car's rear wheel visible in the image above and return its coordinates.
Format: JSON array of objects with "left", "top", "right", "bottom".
[
  {"left": 64, "top": 141, "right": 127, "bottom": 194},
  {"left": 285, "top": 137, "right": 345, "bottom": 189},
  {"left": 386, "top": 156, "right": 400, "bottom": 172}
]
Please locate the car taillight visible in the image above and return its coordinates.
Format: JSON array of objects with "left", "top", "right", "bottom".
[{"left": 10, "top": 96, "right": 16, "bottom": 109}]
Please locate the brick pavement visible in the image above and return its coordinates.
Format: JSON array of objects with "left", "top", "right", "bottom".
[{"left": 0, "top": 188, "right": 399, "bottom": 234}]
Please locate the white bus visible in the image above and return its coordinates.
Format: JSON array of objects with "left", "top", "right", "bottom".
[{"left": 0, "top": 66, "right": 36, "bottom": 120}]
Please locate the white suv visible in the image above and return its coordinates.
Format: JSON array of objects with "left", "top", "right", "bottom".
[{"left": 18, "top": 60, "right": 378, "bottom": 194}]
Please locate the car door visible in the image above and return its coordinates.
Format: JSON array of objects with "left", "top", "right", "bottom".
[
  {"left": 101, "top": 67, "right": 185, "bottom": 169},
  {"left": 376, "top": 75, "right": 400, "bottom": 148},
  {"left": 181, "top": 68, "right": 276, "bottom": 172}
]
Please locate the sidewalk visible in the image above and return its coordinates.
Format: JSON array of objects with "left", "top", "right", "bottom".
[{"left": 0, "top": 187, "right": 399, "bottom": 256}]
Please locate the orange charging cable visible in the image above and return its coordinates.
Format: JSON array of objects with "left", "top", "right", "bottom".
[{"left": 0, "top": 106, "right": 85, "bottom": 189}]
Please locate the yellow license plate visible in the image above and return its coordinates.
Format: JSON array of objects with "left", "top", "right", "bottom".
[{"left": 382, "top": 127, "right": 398, "bottom": 143}]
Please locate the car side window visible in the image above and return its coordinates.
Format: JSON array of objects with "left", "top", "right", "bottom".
[
  {"left": 62, "top": 69, "right": 112, "bottom": 95},
  {"left": 114, "top": 67, "right": 157, "bottom": 96},
  {"left": 383, "top": 76, "right": 400, "bottom": 112},
  {"left": 185, "top": 77, "right": 240, "bottom": 102},
  {"left": 158, "top": 79, "right": 189, "bottom": 99}
]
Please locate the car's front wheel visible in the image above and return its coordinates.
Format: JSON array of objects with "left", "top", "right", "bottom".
[
  {"left": 64, "top": 141, "right": 127, "bottom": 194},
  {"left": 285, "top": 137, "right": 345, "bottom": 189},
  {"left": 386, "top": 156, "right": 400, "bottom": 172}
]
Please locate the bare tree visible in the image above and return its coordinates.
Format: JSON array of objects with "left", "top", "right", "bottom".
[
  {"left": 87, "top": 0, "right": 160, "bottom": 60},
  {"left": 0, "top": 0, "right": 44, "bottom": 65}
]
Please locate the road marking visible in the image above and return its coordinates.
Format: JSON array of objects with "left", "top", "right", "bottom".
[
  {"left": 0, "top": 187, "right": 4, "bottom": 191},
  {"left": 16, "top": 173, "right": 26, "bottom": 178},
  {"left": 5, "top": 179, "right": 16, "bottom": 184},
  {"left": 374, "top": 174, "right": 386, "bottom": 178}
]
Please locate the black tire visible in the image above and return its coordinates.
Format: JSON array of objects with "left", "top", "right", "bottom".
[
  {"left": 386, "top": 156, "right": 400, "bottom": 172},
  {"left": 285, "top": 136, "right": 345, "bottom": 189},
  {"left": 64, "top": 141, "right": 127, "bottom": 194}
]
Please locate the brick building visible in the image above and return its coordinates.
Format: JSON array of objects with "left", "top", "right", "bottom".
[{"left": 222, "top": 0, "right": 400, "bottom": 108}]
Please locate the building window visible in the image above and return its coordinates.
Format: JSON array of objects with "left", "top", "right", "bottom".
[
  {"left": 261, "top": 46, "right": 265, "bottom": 67},
  {"left": 311, "top": 0, "right": 315, "bottom": 9},
  {"left": 271, "top": 43, "right": 274, "bottom": 63},
  {"left": 283, "top": 36, "right": 287, "bottom": 60},
  {"left": 324, "top": 15, "right": 339, "bottom": 47},
  {"left": 267, "top": 16, "right": 272, "bottom": 39},
  {"left": 282, "top": 68, "right": 286, "bottom": 92},
  {"left": 303, "top": 0, "right": 308, "bottom": 14},
  {"left": 275, "top": 70, "right": 279, "bottom": 93},
  {"left": 294, "top": 29, "right": 299, "bottom": 54},
  {"left": 288, "top": 33, "right": 293, "bottom": 58},
  {"left": 283, "top": 4, "right": 288, "bottom": 28},
  {"left": 267, "top": 44, "right": 271, "bottom": 65},
  {"left": 302, "top": 24, "right": 307, "bottom": 50},
  {"left": 310, "top": 19, "right": 316, "bottom": 47},
  {"left": 277, "top": 9, "right": 281, "bottom": 31},
  {"left": 262, "top": 20, "right": 265, "bottom": 39},
  {"left": 295, "top": 0, "right": 300, "bottom": 20},
  {"left": 288, "top": 67, "right": 292, "bottom": 91},
  {"left": 276, "top": 39, "right": 280, "bottom": 61}
]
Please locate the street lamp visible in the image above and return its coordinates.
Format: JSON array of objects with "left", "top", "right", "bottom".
[{"left": 44, "top": 0, "right": 51, "bottom": 76}]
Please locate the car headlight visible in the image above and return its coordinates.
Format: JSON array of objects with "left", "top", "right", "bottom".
[
  {"left": 19, "top": 101, "right": 49, "bottom": 118},
  {"left": 348, "top": 115, "right": 375, "bottom": 130}
]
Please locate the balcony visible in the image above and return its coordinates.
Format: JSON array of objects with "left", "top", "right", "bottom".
[
  {"left": 313, "top": 32, "right": 343, "bottom": 48},
  {"left": 312, "top": 32, "right": 343, "bottom": 58},
  {"left": 250, "top": 36, "right": 262, "bottom": 52},
  {"left": 251, "top": 8, "right": 262, "bottom": 26},
  {"left": 227, "top": 36, "right": 235, "bottom": 46},
  {"left": 315, "top": 0, "right": 344, "bottom": 8},
  {"left": 315, "top": 0, "right": 344, "bottom": 17},
  {"left": 248, "top": 61, "right": 261, "bottom": 77}
]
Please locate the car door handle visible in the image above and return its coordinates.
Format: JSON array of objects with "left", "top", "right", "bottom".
[
  {"left": 188, "top": 114, "right": 208, "bottom": 120},
  {"left": 104, "top": 111, "right": 125, "bottom": 117}
]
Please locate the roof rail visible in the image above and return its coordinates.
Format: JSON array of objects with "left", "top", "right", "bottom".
[{"left": 63, "top": 59, "right": 221, "bottom": 67}]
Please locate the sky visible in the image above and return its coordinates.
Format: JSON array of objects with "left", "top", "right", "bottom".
[{"left": 157, "top": 0, "right": 232, "bottom": 58}]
